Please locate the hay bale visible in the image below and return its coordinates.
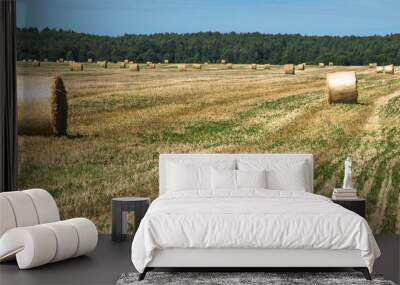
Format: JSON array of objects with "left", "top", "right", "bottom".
[
  {"left": 33, "top": 60, "right": 40, "bottom": 67},
  {"left": 177, "top": 64, "right": 187, "bottom": 72},
  {"left": 148, "top": 63, "right": 156, "bottom": 69},
  {"left": 124, "top": 59, "right": 129, "bottom": 64},
  {"left": 329, "top": 62, "right": 334, "bottom": 67},
  {"left": 384, "top": 64, "right": 395, "bottom": 74},
  {"left": 264, "top": 64, "right": 271, "bottom": 69},
  {"left": 284, "top": 64, "right": 295, "bottom": 75},
  {"left": 98, "top": 61, "right": 108, "bottom": 68},
  {"left": 226, "top": 63, "right": 233, "bottom": 69},
  {"left": 297, "top": 63, "right": 305, "bottom": 70},
  {"left": 129, "top": 61, "right": 134, "bottom": 64},
  {"left": 369, "top": 63, "right": 377, "bottom": 68},
  {"left": 17, "top": 75, "right": 68, "bottom": 136},
  {"left": 88, "top": 58, "right": 93, "bottom": 63},
  {"left": 59, "top": 58, "right": 64, "bottom": 63},
  {"left": 146, "top": 61, "right": 152, "bottom": 67},
  {"left": 221, "top": 59, "right": 226, "bottom": 64},
  {"left": 129, "top": 63, "right": 140, "bottom": 71},
  {"left": 70, "top": 63, "right": 83, "bottom": 71},
  {"left": 44, "top": 59, "right": 48, "bottom": 62},
  {"left": 376, "top": 66, "right": 384, "bottom": 73},
  {"left": 319, "top": 63, "right": 325, "bottom": 68},
  {"left": 192, "top": 64, "right": 202, "bottom": 69},
  {"left": 326, "top": 71, "right": 358, "bottom": 104},
  {"left": 119, "top": 62, "right": 127, "bottom": 68},
  {"left": 164, "top": 59, "right": 169, "bottom": 64},
  {"left": 251, "top": 64, "right": 257, "bottom": 70}
]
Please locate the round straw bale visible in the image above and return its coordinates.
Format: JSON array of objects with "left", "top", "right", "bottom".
[
  {"left": 376, "top": 66, "right": 384, "bottom": 73},
  {"left": 148, "top": 63, "right": 156, "bottom": 69},
  {"left": 70, "top": 63, "right": 83, "bottom": 71},
  {"left": 44, "top": 59, "right": 48, "bottom": 62},
  {"left": 297, "top": 63, "right": 305, "bottom": 70},
  {"left": 129, "top": 63, "right": 140, "bottom": 71},
  {"left": 192, "top": 64, "right": 202, "bottom": 69},
  {"left": 28, "top": 59, "right": 32, "bottom": 62},
  {"left": 319, "top": 63, "right": 325, "bottom": 68},
  {"left": 59, "top": 58, "right": 64, "bottom": 63},
  {"left": 119, "top": 62, "right": 127, "bottom": 68},
  {"left": 329, "top": 62, "right": 334, "bottom": 67},
  {"left": 87, "top": 58, "right": 93, "bottom": 63},
  {"left": 264, "top": 64, "right": 271, "bottom": 69},
  {"left": 33, "top": 60, "right": 40, "bottom": 67},
  {"left": 369, "top": 63, "right": 377, "bottom": 68},
  {"left": 18, "top": 75, "right": 68, "bottom": 136},
  {"left": 284, "top": 64, "right": 295, "bottom": 75},
  {"left": 221, "top": 59, "right": 226, "bottom": 64},
  {"left": 251, "top": 64, "right": 257, "bottom": 70},
  {"left": 384, "top": 64, "right": 394, "bottom": 74},
  {"left": 177, "top": 64, "right": 187, "bottom": 72},
  {"left": 98, "top": 61, "right": 108, "bottom": 68},
  {"left": 226, "top": 63, "right": 233, "bottom": 69},
  {"left": 124, "top": 59, "right": 129, "bottom": 64},
  {"left": 164, "top": 59, "right": 169, "bottom": 64},
  {"left": 326, "top": 71, "right": 358, "bottom": 104}
]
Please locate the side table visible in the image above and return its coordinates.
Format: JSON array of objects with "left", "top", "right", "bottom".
[
  {"left": 332, "top": 198, "right": 366, "bottom": 218},
  {"left": 112, "top": 197, "right": 150, "bottom": 242}
]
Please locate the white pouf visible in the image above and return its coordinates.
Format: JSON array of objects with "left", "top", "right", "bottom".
[{"left": 0, "top": 189, "right": 98, "bottom": 269}]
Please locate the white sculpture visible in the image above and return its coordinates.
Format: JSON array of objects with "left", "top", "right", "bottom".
[{"left": 342, "top": 157, "right": 353, "bottom": 190}]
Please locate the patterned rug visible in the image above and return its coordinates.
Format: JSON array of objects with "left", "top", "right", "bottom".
[{"left": 116, "top": 271, "right": 396, "bottom": 285}]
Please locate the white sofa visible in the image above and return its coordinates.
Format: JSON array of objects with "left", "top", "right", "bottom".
[{"left": 0, "top": 189, "right": 98, "bottom": 269}]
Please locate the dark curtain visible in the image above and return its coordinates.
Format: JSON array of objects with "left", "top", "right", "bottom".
[{"left": 0, "top": 0, "right": 17, "bottom": 192}]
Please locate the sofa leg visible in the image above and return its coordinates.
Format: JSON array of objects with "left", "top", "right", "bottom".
[
  {"left": 354, "top": 267, "right": 371, "bottom": 280},
  {"left": 138, "top": 268, "right": 148, "bottom": 281}
]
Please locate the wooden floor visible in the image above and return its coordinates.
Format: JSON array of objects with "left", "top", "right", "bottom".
[{"left": 0, "top": 235, "right": 398, "bottom": 285}]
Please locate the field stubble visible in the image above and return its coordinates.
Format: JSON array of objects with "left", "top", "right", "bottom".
[{"left": 17, "top": 62, "right": 400, "bottom": 233}]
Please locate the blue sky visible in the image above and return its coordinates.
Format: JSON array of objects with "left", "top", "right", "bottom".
[{"left": 17, "top": 0, "right": 400, "bottom": 36}]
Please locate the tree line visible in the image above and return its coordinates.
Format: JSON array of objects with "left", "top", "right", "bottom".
[{"left": 17, "top": 27, "right": 400, "bottom": 65}]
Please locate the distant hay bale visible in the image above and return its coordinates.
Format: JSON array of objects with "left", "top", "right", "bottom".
[
  {"left": 204, "top": 62, "right": 209, "bottom": 65},
  {"left": 251, "top": 64, "right": 257, "bottom": 70},
  {"left": 59, "top": 58, "right": 64, "bottom": 63},
  {"left": 384, "top": 64, "right": 395, "bottom": 74},
  {"left": 146, "top": 61, "right": 152, "bottom": 67},
  {"left": 192, "top": 64, "right": 202, "bottom": 69},
  {"left": 148, "top": 63, "right": 156, "bottom": 69},
  {"left": 376, "top": 66, "right": 384, "bottom": 73},
  {"left": 88, "top": 58, "right": 93, "bottom": 63},
  {"left": 329, "top": 62, "right": 334, "bottom": 67},
  {"left": 124, "top": 59, "right": 129, "bottom": 64},
  {"left": 226, "top": 63, "right": 233, "bottom": 69},
  {"left": 44, "top": 59, "right": 48, "bottom": 62},
  {"left": 22, "top": 59, "right": 26, "bottom": 62},
  {"left": 319, "top": 63, "right": 325, "bottom": 68},
  {"left": 297, "top": 63, "right": 305, "bottom": 70},
  {"left": 177, "top": 64, "right": 187, "bottom": 72},
  {"left": 129, "top": 63, "right": 140, "bottom": 71},
  {"left": 70, "top": 63, "right": 83, "bottom": 71},
  {"left": 18, "top": 75, "right": 68, "bottom": 136},
  {"left": 221, "top": 59, "right": 226, "bottom": 64},
  {"left": 164, "top": 59, "right": 169, "bottom": 64},
  {"left": 129, "top": 61, "right": 134, "bottom": 64},
  {"left": 98, "top": 61, "right": 108, "bottom": 68},
  {"left": 264, "top": 64, "right": 271, "bottom": 69},
  {"left": 284, "top": 64, "right": 295, "bottom": 75},
  {"left": 33, "top": 60, "right": 40, "bottom": 67},
  {"left": 119, "top": 62, "right": 127, "bottom": 68},
  {"left": 28, "top": 59, "right": 33, "bottom": 62},
  {"left": 326, "top": 71, "right": 358, "bottom": 104},
  {"left": 369, "top": 63, "right": 377, "bottom": 68}
]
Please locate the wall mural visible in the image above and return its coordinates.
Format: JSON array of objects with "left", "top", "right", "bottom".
[{"left": 16, "top": 0, "right": 400, "bottom": 234}]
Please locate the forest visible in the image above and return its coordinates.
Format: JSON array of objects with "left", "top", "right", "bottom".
[{"left": 17, "top": 27, "right": 400, "bottom": 65}]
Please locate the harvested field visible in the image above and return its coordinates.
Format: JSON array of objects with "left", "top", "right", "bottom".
[{"left": 17, "top": 61, "right": 400, "bottom": 234}]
